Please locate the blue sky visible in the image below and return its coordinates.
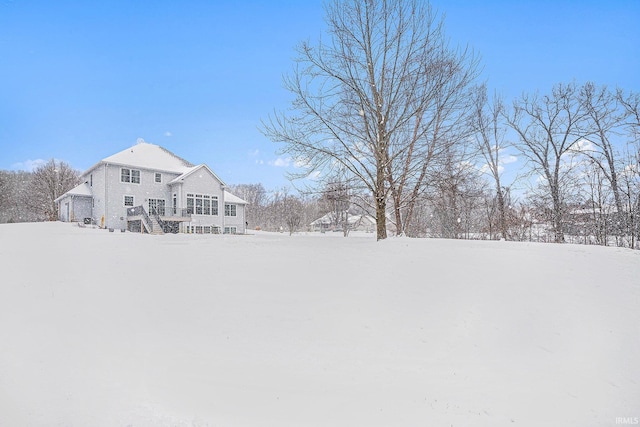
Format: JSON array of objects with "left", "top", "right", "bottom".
[{"left": 1, "top": 0, "right": 638, "bottom": 191}]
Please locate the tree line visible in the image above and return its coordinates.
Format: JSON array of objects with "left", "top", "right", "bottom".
[
  {"left": 261, "top": 0, "right": 640, "bottom": 247},
  {"left": 2, "top": 0, "right": 638, "bottom": 249},
  {"left": 0, "top": 160, "right": 81, "bottom": 223}
]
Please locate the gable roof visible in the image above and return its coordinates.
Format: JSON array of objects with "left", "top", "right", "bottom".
[
  {"left": 309, "top": 212, "right": 376, "bottom": 225},
  {"left": 310, "top": 212, "right": 374, "bottom": 226},
  {"left": 168, "top": 164, "right": 227, "bottom": 187},
  {"left": 224, "top": 190, "right": 248, "bottom": 205},
  {"left": 88, "top": 141, "right": 195, "bottom": 174},
  {"left": 54, "top": 182, "right": 92, "bottom": 202}
]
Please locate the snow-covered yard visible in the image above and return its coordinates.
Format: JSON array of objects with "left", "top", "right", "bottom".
[{"left": 0, "top": 222, "right": 638, "bottom": 426}]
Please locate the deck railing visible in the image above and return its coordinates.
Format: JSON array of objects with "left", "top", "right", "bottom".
[
  {"left": 127, "top": 206, "right": 153, "bottom": 233},
  {"left": 127, "top": 206, "right": 191, "bottom": 218}
]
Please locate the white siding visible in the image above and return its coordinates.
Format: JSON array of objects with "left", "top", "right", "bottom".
[
  {"left": 178, "top": 167, "right": 225, "bottom": 229},
  {"left": 98, "top": 164, "right": 182, "bottom": 229},
  {"left": 224, "top": 203, "right": 246, "bottom": 233}
]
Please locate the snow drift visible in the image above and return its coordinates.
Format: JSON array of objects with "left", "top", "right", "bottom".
[{"left": 0, "top": 222, "right": 638, "bottom": 426}]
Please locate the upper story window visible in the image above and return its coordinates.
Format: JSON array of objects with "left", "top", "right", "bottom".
[
  {"left": 121, "top": 168, "right": 141, "bottom": 184},
  {"left": 225, "top": 203, "right": 237, "bottom": 217},
  {"left": 155, "top": 173, "right": 162, "bottom": 183},
  {"left": 124, "top": 195, "right": 134, "bottom": 207}
]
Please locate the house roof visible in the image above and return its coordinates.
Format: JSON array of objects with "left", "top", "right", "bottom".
[
  {"left": 168, "top": 164, "right": 227, "bottom": 187},
  {"left": 224, "top": 190, "right": 248, "bottom": 205},
  {"left": 86, "top": 141, "right": 195, "bottom": 174},
  {"left": 310, "top": 212, "right": 375, "bottom": 226},
  {"left": 310, "top": 212, "right": 337, "bottom": 225},
  {"left": 59, "top": 140, "right": 248, "bottom": 205},
  {"left": 54, "top": 182, "right": 92, "bottom": 202}
]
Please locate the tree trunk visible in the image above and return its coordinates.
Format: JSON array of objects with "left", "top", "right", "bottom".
[
  {"left": 551, "top": 188, "right": 565, "bottom": 243},
  {"left": 375, "top": 162, "right": 387, "bottom": 240},
  {"left": 496, "top": 184, "right": 507, "bottom": 240}
]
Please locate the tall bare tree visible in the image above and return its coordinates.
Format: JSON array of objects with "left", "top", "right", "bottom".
[
  {"left": 506, "top": 83, "right": 587, "bottom": 243},
  {"left": 28, "top": 159, "right": 80, "bottom": 220},
  {"left": 263, "top": 0, "right": 478, "bottom": 240},
  {"left": 618, "top": 89, "right": 640, "bottom": 248},
  {"left": 577, "top": 83, "right": 628, "bottom": 235},
  {"left": 618, "top": 89, "right": 640, "bottom": 140},
  {"left": 471, "top": 84, "right": 510, "bottom": 239},
  {"left": 427, "top": 147, "right": 484, "bottom": 239}
]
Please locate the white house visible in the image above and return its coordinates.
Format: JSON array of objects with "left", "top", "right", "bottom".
[
  {"left": 55, "top": 140, "right": 248, "bottom": 234},
  {"left": 310, "top": 212, "right": 377, "bottom": 233}
]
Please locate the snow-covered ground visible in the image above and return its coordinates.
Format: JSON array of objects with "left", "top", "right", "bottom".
[{"left": 0, "top": 222, "right": 638, "bottom": 426}]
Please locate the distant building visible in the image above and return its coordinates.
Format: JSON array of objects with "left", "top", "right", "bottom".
[
  {"left": 310, "top": 212, "right": 377, "bottom": 233},
  {"left": 55, "top": 140, "right": 247, "bottom": 234}
]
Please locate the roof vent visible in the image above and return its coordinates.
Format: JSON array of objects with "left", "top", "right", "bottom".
[{"left": 137, "top": 138, "right": 145, "bottom": 144}]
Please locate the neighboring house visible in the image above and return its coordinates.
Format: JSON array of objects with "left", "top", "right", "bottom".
[
  {"left": 55, "top": 140, "right": 248, "bottom": 234},
  {"left": 310, "top": 212, "right": 377, "bottom": 233}
]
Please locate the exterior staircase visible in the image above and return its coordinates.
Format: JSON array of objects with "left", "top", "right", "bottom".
[
  {"left": 127, "top": 205, "right": 165, "bottom": 235},
  {"left": 148, "top": 216, "right": 164, "bottom": 235}
]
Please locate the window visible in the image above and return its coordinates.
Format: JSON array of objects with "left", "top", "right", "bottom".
[
  {"left": 186, "top": 194, "right": 194, "bottom": 214},
  {"left": 121, "top": 168, "right": 141, "bottom": 184},
  {"left": 212, "top": 197, "right": 218, "bottom": 215},
  {"left": 203, "top": 196, "right": 211, "bottom": 215},
  {"left": 149, "top": 199, "right": 165, "bottom": 215},
  {"left": 187, "top": 194, "right": 219, "bottom": 215},
  {"left": 155, "top": 173, "right": 162, "bottom": 183},
  {"left": 225, "top": 203, "right": 236, "bottom": 217},
  {"left": 224, "top": 226, "right": 237, "bottom": 234},
  {"left": 124, "top": 195, "right": 134, "bottom": 207}
]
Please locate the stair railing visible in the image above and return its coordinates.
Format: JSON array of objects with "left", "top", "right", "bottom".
[
  {"left": 150, "top": 206, "right": 166, "bottom": 233},
  {"left": 127, "top": 205, "right": 153, "bottom": 233}
]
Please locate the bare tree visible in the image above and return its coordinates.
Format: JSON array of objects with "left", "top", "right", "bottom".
[
  {"left": 263, "top": 0, "right": 479, "bottom": 240},
  {"left": 386, "top": 43, "right": 478, "bottom": 237},
  {"left": 506, "top": 83, "right": 587, "bottom": 243},
  {"left": 28, "top": 159, "right": 80, "bottom": 220},
  {"left": 470, "top": 84, "right": 511, "bottom": 239},
  {"left": 0, "top": 171, "right": 42, "bottom": 223},
  {"left": 578, "top": 158, "right": 615, "bottom": 245},
  {"left": 576, "top": 83, "right": 629, "bottom": 236},
  {"left": 282, "top": 194, "right": 303, "bottom": 235},
  {"left": 0, "top": 172, "right": 9, "bottom": 220},
  {"left": 617, "top": 145, "right": 640, "bottom": 249},
  {"left": 427, "top": 149, "right": 484, "bottom": 239},
  {"left": 618, "top": 89, "right": 640, "bottom": 140},
  {"left": 504, "top": 200, "right": 533, "bottom": 242},
  {"left": 320, "top": 171, "right": 355, "bottom": 236},
  {"left": 227, "top": 183, "right": 268, "bottom": 230},
  {"left": 617, "top": 89, "right": 640, "bottom": 248}
]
